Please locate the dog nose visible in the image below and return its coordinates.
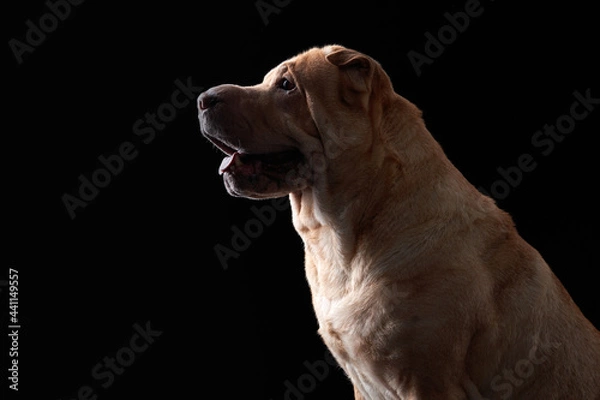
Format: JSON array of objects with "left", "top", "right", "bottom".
[{"left": 198, "top": 90, "right": 220, "bottom": 110}]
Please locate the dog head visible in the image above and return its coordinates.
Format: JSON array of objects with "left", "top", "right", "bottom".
[{"left": 198, "top": 45, "right": 402, "bottom": 199}]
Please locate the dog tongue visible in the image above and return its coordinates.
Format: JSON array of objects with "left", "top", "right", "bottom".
[
  {"left": 219, "top": 152, "right": 257, "bottom": 176},
  {"left": 219, "top": 154, "right": 235, "bottom": 175}
]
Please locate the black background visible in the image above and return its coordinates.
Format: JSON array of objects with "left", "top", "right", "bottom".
[{"left": 5, "top": 0, "right": 598, "bottom": 399}]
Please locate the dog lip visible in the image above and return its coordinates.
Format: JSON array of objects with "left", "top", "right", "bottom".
[
  {"left": 203, "top": 132, "right": 238, "bottom": 156},
  {"left": 203, "top": 129, "right": 303, "bottom": 176},
  {"left": 238, "top": 149, "right": 303, "bottom": 165}
]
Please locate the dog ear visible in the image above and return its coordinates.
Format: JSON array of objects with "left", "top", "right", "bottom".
[{"left": 325, "top": 47, "right": 373, "bottom": 94}]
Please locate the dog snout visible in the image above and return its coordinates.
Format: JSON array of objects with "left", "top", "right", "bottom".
[
  {"left": 198, "top": 84, "right": 243, "bottom": 111},
  {"left": 198, "top": 89, "right": 220, "bottom": 111}
]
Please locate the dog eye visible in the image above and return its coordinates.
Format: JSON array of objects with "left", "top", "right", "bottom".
[{"left": 277, "top": 78, "right": 296, "bottom": 91}]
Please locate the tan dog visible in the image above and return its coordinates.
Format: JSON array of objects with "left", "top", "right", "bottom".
[{"left": 198, "top": 45, "right": 600, "bottom": 399}]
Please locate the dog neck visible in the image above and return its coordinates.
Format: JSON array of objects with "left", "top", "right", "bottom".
[{"left": 288, "top": 102, "right": 497, "bottom": 294}]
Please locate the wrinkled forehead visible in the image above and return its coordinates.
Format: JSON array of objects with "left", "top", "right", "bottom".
[
  {"left": 261, "top": 48, "right": 328, "bottom": 84},
  {"left": 262, "top": 62, "right": 291, "bottom": 84}
]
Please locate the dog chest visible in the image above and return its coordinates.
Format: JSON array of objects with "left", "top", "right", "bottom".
[
  {"left": 314, "top": 291, "right": 407, "bottom": 399},
  {"left": 312, "top": 282, "right": 398, "bottom": 361}
]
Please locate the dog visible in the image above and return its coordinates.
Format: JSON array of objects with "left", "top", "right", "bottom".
[{"left": 198, "top": 45, "right": 600, "bottom": 399}]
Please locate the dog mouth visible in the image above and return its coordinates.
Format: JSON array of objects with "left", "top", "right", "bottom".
[
  {"left": 219, "top": 150, "right": 304, "bottom": 177},
  {"left": 206, "top": 135, "right": 304, "bottom": 178}
]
